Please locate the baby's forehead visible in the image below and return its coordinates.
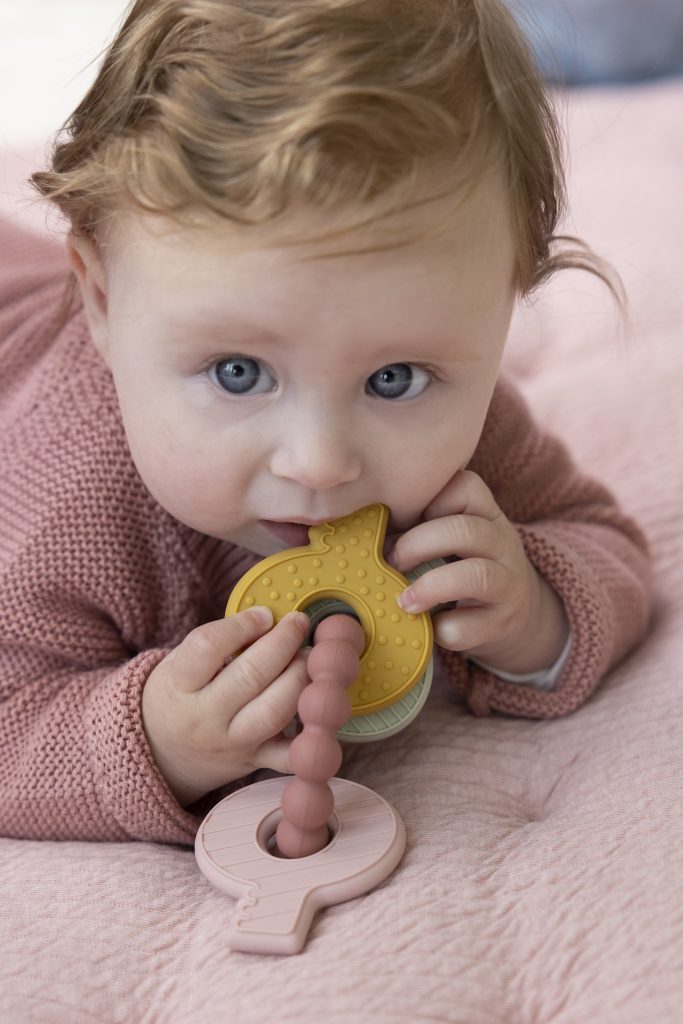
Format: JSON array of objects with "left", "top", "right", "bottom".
[{"left": 103, "top": 160, "right": 509, "bottom": 270}]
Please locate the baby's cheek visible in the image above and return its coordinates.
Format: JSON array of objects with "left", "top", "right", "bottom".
[
  {"left": 386, "top": 452, "right": 471, "bottom": 525},
  {"left": 126, "top": 428, "right": 220, "bottom": 523}
]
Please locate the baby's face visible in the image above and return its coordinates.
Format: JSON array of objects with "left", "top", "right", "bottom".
[{"left": 74, "top": 166, "right": 517, "bottom": 555}]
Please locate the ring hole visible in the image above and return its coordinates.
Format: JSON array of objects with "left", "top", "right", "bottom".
[
  {"left": 265, "top": 826, "right": 335, "bottom": 859},
  {"left": 303, "top": 598, "right": 368, "bottom": 659},
  {"left": 257, "top": 809, "right": 340, "bottom": 860},
  {"left": 301, "top": 597, "right": 363, "bottom": 649}
]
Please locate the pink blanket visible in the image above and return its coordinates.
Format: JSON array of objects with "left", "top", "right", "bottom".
[{"left": 1, "top": 81, "right": 682, "bottom": 1023}]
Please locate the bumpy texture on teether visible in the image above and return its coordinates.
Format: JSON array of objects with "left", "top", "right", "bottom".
[{"left": 226, "top": 505, "right": 432, "bottom": 715}]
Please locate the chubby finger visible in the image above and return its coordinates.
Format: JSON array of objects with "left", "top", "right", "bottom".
[
  {"left": 206, "top": 611, "right": 310, "bottom": 714},
  {"left": 422, "top": 469, "right": 502, "bottom": 523},
  {"left": 397, "top": 558, "right": 508, "bottom": 614},
  {"left": 431, "top": 606, "right": 499, "bottom": 653},
  {"left": 167, "top": 607, "right": 275, "bottom": 693},
  {"left": 388, "top": 513, "right": 505, "bottom": 573},
  {"left": 229, "top": 649, "right": 312, "bottom": 744},
  {"left": 252, "top": 735, "right": 296, "bottom": 775}
]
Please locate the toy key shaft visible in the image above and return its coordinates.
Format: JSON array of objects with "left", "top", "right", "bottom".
[{"left": 276, "top": 614, "right": 365, "bottom": 858}]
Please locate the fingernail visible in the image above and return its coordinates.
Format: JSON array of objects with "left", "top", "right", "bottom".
[
  {"left": 385, "top": 548, "right": 399, "bottom": 567},
  {"left": 286, "top": 611, "right": 311, "bottom": 631},
  {"left": 396, "top": 587, "right": 418, "bottom": 612},
  {"left": 251, "top": 606, "right": 274, "bottom": 628}
]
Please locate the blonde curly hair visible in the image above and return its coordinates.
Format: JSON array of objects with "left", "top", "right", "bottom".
[{"left": 31, "top": 0, "right": 623, "bottom": 309}]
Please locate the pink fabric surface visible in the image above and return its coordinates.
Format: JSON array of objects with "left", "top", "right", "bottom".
[{"left": 1, "top": 80, "right": 682, "bottom": 1022}]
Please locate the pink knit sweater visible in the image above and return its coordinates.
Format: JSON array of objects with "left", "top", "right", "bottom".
[{"left": 0, "top": 222, "right": 651, "bottom": 845}]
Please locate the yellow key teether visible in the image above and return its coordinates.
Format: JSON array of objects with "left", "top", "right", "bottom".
[{"left": 225, "top": 504, "right": 433, "bottom": 717}]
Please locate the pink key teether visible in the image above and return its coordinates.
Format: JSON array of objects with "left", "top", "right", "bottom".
[
  {"left": 195, "top": 612, "right": 406, "bottom": 953},
  {"left": 194, "top": 775, "right": 405, "bottom": 955}
]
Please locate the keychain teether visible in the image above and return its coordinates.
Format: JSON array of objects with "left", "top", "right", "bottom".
[{"left": 195, "top": 504, "right": 440, "bottom": 954}]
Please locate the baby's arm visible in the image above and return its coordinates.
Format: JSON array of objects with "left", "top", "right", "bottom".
[
  {"left": 433, "top": 375, "right": 651, "bottom": 718},
  {"left": 0, "top": 600, "right": 309, "bottom": 842},
  {"left": 0, "top": 637, "right": 196, "bottom": 843}
]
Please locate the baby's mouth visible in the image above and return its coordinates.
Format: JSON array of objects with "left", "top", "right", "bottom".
[
  {"left": 259, "top": 513, "right": 405, "bottom": 552},
  {"left": 259, "top": 520, "right": 317, "bottom": 547}
]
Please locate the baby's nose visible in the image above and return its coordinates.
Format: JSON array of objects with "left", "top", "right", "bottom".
[{"left": 269, "top": 421, "right": 361, "bottom": 491}]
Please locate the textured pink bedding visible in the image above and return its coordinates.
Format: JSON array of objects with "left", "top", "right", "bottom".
[{"left": 1, "top": 80, "right": 682, "bottom": 1023}]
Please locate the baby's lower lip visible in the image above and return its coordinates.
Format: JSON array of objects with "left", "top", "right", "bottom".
[{"left": 260, "top": 521, "right": 314, "bottom": 546}]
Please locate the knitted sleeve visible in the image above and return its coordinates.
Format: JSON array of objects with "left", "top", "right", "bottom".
[
  {"left": 438, "top": 375, "right": 652, "bottom": 718},
  {"left": 0, "top": 220, "right": 220, "bottom": 842},
  {"left": 0, "top": 424, "right": 214, "bottom": 846},
  {"left": 0, "top": 399, "right": 224, "bottom": 845},
  {"left": 0, "top": 645, "right": 205, "bottom": 844}
]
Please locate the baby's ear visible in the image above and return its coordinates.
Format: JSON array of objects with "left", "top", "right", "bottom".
[{"left": 66, "top": 230, "right": 110, "bottom": 361}]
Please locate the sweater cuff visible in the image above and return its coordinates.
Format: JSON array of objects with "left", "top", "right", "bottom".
[
  {"left": 85, "top": 648, "right": 205, "bottom": 845},
  {"left": 469, "top": 632, "right": 572, "bottom": 692}
]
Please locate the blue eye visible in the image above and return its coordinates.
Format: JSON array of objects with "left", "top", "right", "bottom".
[
  {"left": 366, "top": 363, "right": 431, "bottom": 400},
  {"left": 211, "top": 356, "right": 275, "bottom": 395}
]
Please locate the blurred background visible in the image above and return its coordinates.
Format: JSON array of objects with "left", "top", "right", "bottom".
[
  {"left": 515, "top": 0, "right": 683, "bottom": 85},
  {"left": 1, "top": 0, "right": 683, "bottom": 151}
]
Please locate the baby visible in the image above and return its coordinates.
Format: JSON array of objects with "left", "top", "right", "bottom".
[{"left": 0, "top": 0, "right": 651, "bottom": 842}]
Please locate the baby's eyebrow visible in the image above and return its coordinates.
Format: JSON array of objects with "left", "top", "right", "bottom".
[
  {"left": 166, "top": 317, "right": 283, "bottom": 346},
  {"left": 166, "top": 313, "right": 483, "bottom": 362}
]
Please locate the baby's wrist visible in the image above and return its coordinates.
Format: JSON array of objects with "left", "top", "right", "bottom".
[{"left": 465, "top": 571, "right": 569, "bottom": 676}]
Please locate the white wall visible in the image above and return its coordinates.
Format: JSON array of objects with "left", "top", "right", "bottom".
[{"left": 0, "top": 1, "right": 128, "bottom": 148}]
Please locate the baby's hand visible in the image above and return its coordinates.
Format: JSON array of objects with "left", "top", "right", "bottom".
[
  {"left": 141, "top": 608, "right": 311, "bottom": 806},
  {"left": 386, "top": 470, "right": 569, "bottom": 676}
]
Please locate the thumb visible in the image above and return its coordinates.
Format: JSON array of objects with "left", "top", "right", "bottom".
[{"left": 253, "top": 735, "right": 295, "bottom": 775}]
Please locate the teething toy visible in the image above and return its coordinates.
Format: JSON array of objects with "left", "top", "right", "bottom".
[
  {"left": 195, "top": 774, "right": 405, "bottom": 955},
  {"left": 225, "top": 504, "right": 435, "bottom": 739},
  {"left": 196, "top": 504, "right": 438, "bottom": 954}
]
